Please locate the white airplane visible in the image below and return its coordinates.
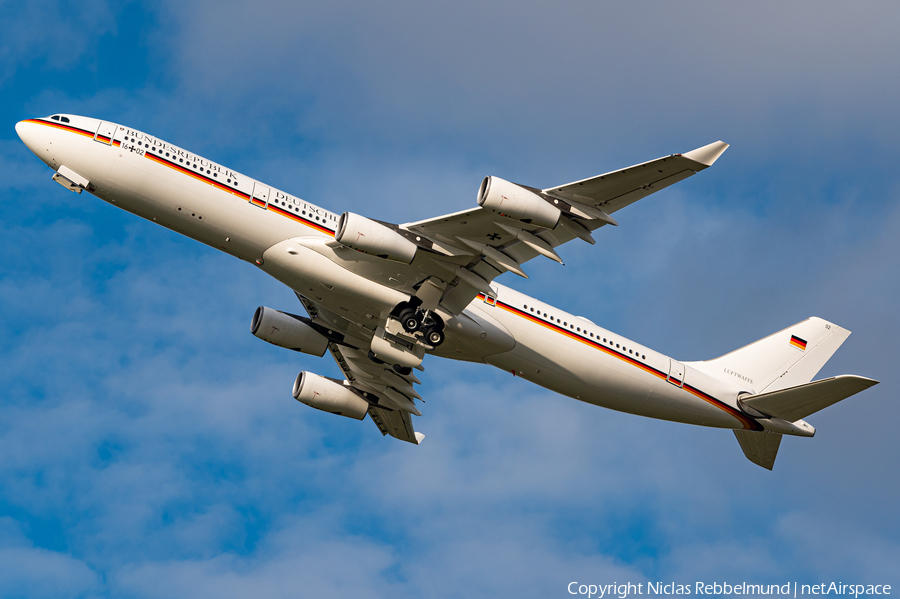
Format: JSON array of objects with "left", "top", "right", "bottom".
[{"left": 16, "top": 114, "right": 879, "bottom": 469}]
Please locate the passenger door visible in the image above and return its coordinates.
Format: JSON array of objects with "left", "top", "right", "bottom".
[
  {"left": 668, "top": 359, "right": 685, "bottom": 387},
  {"left": 94, "top": 121, "right": 117, "bottom": 145},
  {"left": 250, "top": 182, "right": 270, "bottom": 209}
]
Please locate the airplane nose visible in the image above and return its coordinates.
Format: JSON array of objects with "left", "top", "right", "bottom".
[{"left": 16, "top": 120, "right": 37, "bottom": 152}]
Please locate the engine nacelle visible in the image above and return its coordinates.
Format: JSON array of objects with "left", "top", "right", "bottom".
[
  {"left": 477, "top": 176, "right": 561, "bottom": 229},
  {"left": 335, "top": 212, "right": 418, "bottom": 264},
  {"left": 292, "top": 371, "right": 369, "bottom": 420},
  {"left": 251, "top": 306, "right": 329, "bottom": 357}
]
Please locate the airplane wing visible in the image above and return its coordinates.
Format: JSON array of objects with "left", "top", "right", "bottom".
[
  {"left": 328, "top": 343, "right": 424, "bottom": 444},
  {"left": 542, "top": 141, "right": 729, "bottom": 216},
  {"left": 295, "top": 294, "right": 425, "bottom": 444},
  {"left": 400, "top": 141, "right": 728, "bottom": 314}
]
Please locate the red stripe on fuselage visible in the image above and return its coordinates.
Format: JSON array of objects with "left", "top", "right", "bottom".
[
  {"left": 37, "top": 118, "right": 336, "bottom": 236},
  {"left": 148, "top": 150, "right": 253, "bottom": 201},
  {"left": 265, "top": 202, "right": 335, "bottom": 236},
  {"left": 484, "top": 295, "right": 761, "bottom": 430},
  {"left": 24, "top": 118, "right": 95, "bottom": 139},
  {"left": 142, "top": 148, "right": 334, "bottom": 236}
]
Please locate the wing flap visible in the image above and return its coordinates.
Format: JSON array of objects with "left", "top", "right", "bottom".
[
  {"left": 368, "top": 404, "right": 421, "bottom": 444},
  {"left": 325, "top": 340, "right": 426, "bottom": 443}
]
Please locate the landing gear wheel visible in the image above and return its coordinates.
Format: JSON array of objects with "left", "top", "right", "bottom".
[
  {"left": 426, "top": 312, "right": 444, "bottom": 332},
  {"left": 399, "top": 308, "right": 421, "bottom": 333},
  {"left": 425, "top": 328, "right": 445, "bottom": 347}
]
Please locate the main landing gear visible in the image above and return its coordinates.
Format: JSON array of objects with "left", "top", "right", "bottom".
[
  {"left": 394, "top": 300, "right": 445, "bottom": 348},
  {"left": 366, "top": 299, "right": 446, "bottom": 372}
]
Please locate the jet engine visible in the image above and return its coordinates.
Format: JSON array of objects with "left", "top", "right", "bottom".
[
  {"left": 335, "top": 212, "right": 418, "bottom": 264},
  {"left": 477, "top": 176, "right": 561, "bottom": 229},
  {"left": 292, "top": 371, "right": 369, "bottom": 420},
  {"left": 251, "top": 306, "right": 329, "bottom": 356}
]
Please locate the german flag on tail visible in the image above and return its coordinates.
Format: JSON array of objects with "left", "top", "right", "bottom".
[{"left": 790, "top": 335, "right": 807, "bottom": 351}]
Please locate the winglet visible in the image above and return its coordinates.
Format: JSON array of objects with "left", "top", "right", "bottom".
[{"left": 683, "top": 141, "right": 729, "bottom": 167}]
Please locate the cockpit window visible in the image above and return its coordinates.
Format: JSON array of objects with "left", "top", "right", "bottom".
[
  {"left": 61, "top": 116, "right": 70, "bottom": 123},
  {"left": 49, "top": 115, "right": 70, "bottom": 123},
  {"left": 51, "top": 115, "right": 60, "bottom": 121}
]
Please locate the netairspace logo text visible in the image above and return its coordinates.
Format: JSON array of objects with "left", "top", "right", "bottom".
[{"left": 567, "top": 582, "right": 892, "bottom": 599}]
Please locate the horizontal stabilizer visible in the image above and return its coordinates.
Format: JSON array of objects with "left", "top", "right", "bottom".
[
  {"left": 734, "top": 430, "right": 782, "bottom": 470},
  {"left": 741, "top": 375, "right": 878, "bottom": 423}
]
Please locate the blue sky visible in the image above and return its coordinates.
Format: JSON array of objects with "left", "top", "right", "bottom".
[{"left": 2, "top": 1, "right": 898, "bottom": 597}]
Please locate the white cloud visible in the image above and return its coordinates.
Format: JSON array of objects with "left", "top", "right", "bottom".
[{"left": 2, "top": 1, "right": 899, "bottom": 595}]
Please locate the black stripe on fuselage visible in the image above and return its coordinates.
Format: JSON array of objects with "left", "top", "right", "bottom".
[{"left": 489, "top": 296, "right": 762, "bottom": 430}]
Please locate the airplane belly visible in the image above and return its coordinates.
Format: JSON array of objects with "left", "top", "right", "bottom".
[
  {"left": 432, "top": 304, "right": 516, "bottom": 363},
  {"left": 261, "top": 238, "right": 409, "bottom": 316},
  {"left": 483, "top": 309, "right": 746, "bottom": 429},
  {"left": 102, "top": 156, "right": 292, "bottom": 262},
  {"left": 488, "top": 340, "right": 742, "bottom": 428}
]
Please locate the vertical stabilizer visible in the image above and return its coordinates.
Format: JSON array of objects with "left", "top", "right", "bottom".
[{"left": 696, "top": 317, "right": 850, "bottom": 394}]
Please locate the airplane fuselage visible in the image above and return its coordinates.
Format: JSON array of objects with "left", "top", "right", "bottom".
[{"left": 16, "top": 114, "right": 787, "bottom": 435}]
